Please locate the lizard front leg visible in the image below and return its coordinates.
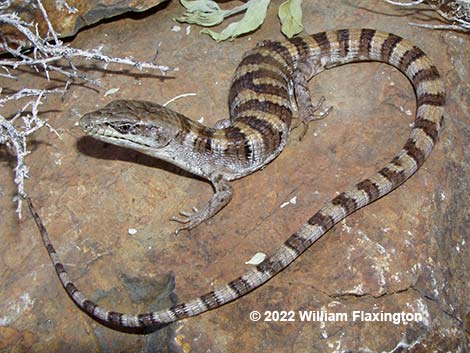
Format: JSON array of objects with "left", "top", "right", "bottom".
[
  {"left": 171, "top": 173, "right": 233, "bottom": 233},
  {"left": 292, "top": 56, "right": 333, "bottom": 140}
]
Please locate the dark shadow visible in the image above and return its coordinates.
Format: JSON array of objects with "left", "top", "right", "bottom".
[
  {"left": 1, "top": 63, "right": 175, "bottom": 98},
  {"left": 0, "top": 137, "right": 56, "bottom": 171},
  {"left": 76, "top": 63, "right": 177, "bottom": 82},
  {"left": 1, "top": 108, "right": 62, "bottom": 120},
  {"left": 0, "top": 67, "right": 102, "bottom": 94},
  {"left": 76, "top": 136, "right": 205, "bottom": 184},
  {"left": 0, "top": 146, "right": 16, "bottom": 169}
]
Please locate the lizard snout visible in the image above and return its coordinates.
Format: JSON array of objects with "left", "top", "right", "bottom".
[{"left": 79, "top": 114, "right": 96, "bottom": 133}]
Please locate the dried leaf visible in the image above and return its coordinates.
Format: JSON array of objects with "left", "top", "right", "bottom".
[
  {"left": 201, "top": 0, "right": 271, "bottom": 42},
  {"left": 278, "top": 0, "right": 303, "bottom": 38},
  {"left": 245, "top": 252, "right": 267, "bottom": 265},
  {"left": 104, "top": 87, "right": 120, "bottom": 97},
  {"left": 175, "top": 0, "right": 226, "bottom": 26}
]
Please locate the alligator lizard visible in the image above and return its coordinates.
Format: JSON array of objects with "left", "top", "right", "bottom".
[{"left": 28, "top": 28, "right": 445, "bottom": 330}]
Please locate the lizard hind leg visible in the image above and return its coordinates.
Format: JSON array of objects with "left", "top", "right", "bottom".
[
  {"left": 292, "top": 56, "right": 333, "bottom": 140},
  {"left": 213, "top": 118, "right": 232, "bottom": 129},
  {"left": 171, "top": 173, "right": 233, "bottom": 234}
]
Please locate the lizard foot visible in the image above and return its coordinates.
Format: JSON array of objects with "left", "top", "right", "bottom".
[
  {"left": 171, "top": 207, "right": 205, "bottom": 234},
  {"left": 170, "top": 174, "right": 233, "bottom": 234},
  {"left": 294, "top": 96, "right": 333, "bottom": 141}
]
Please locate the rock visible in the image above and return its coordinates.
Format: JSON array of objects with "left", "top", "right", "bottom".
[{"left": 1, "top": 0, "right": 167, "bottom": 47}]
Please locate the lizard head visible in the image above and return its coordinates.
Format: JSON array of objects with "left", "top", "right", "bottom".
[{"left": 79, "top": 100, "right": 185, "bottom": 150}]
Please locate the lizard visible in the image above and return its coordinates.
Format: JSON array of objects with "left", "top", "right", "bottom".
[{"left": 27, "top": 28, "right": 445, "bottom": 330}]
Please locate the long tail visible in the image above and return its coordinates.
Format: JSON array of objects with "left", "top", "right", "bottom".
[{"left": 28, "top": 28, "right": 444, "bottom": 331}]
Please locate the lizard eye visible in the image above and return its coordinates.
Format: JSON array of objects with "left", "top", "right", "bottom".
[{"left": 111, "top": 123, "right": 133, "bottom": 134}]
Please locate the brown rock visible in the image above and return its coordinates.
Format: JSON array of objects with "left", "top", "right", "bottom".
[{"left": 1, "top": 0, "right": 167, "bottom": 46}]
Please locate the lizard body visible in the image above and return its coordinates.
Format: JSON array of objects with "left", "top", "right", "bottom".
[{"left": 28, "top": 28, "right": 445, "bottom": 330}]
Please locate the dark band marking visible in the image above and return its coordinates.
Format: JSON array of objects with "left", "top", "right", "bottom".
[
  {"left": 224, "top": 126, "right": 252, "bottom": 160},
  {"left": 193, "top": 130, "right": 213, "bottom": 154},
  {"left": 336, "top": 29, "right": 350, "bottom": 57},
  {"left": 55, "top": 263, "right": 66, "bottom": 274},
  {"left": 83, "top": 300, "right": 97, "bottom": 314},
  {"left": 359, "top": 29, "right": 376, "bottom": 57},
  {"left": 237, "top": 115, "right": 281, "bottom": 154},
  {"left": 228, "top": 277, "right": 251, "bottom": 296},
  {"left": 239, "top": 52, "right": 288, "bottom": 73},
  {"left": 259, "top": 40, "right": 295, "bottom": 68},
  {"left": 256, "top": 258, "right": 283, "bottom": 274},
  {"left": 308, "top": 211, "right": 335, "bottom": 230},
  {"left": 46, "top": 244, "right": 55, "bottom": 254},
  {"left": 399, "top": 46, "right": 425, "bottom": 73},
  {"left": 233, "top": 66, "right": 287, "bottom": 84},
  {"left": 402, "top": 139, "right": 426, "bottom": 167},
  {"left": 378, "top": 166, "right": 406, "bottom": 187},
  {"left": 233, "top": 99, "right": 292, "bottom": 124},
  {"left": 381, "top": 33, "right": 402, "bottom": 62},
  {"left": 331, "top": 192, "right": 357, "bottom": 215},
  {"left": 204, "top": 137, "right": 213, "bottom": 154},
  {"left": 200, "top": 291, "right": 222, "bottom": 309},
  {"left": 417, "top": 92, "right": 445, "bottom": 106},
  {"left": 284, "top": 232, "right": 308, "bottom": 254},
  {"left": 356, "top": 179, "right": 380, "bottom": 202},
  {"left": 138, "top": 313, "right": 154, "bottom": 326},
  {"left": 411, "top": 66, "right": 441, "bottom": 86},
  {"left": 108, "top": 311, "right": 123, "bottom": 325},
  {"left": 170, "top": 303, "right": 188, "bottom": 319},
  {"left": 288, "top": 36, "right": 310, "bottom": 57},
  {"left": 65, "top": 282, "right": 78, "bottom": 296},
  {"left": 229, "top": 76, "right": 290, "bottom": 104},
  {"left": 311, "top": 31, "right": 331, "bottom": 55},
  {"left": 414, "top": 119, "right": 439, "bottom": 143}
]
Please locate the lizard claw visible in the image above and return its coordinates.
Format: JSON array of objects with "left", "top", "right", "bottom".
[
  {"left": 175, "top": 210, "right": 193, "bottom": 218},
  {"left": 171, "top": 208, "right": 206, "bottom": 234},
  {"left": 170, "top": 175, "right": 232, "bottom": 234},
  {"left": 296, "top": 96, "right": 333, "bottom": 141}
]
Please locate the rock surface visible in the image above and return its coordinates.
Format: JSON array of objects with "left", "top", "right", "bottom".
[{"left": 0, "top": 0, "right": 468, "bottom": 352}]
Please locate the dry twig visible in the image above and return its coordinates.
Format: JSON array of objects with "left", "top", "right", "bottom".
[{"left": 383, "top": 0, "right": 470, "bottom": 31}]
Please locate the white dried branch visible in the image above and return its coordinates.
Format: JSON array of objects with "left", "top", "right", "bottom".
[
  {"left": 56, "top": 0, "right": 78, "bottom": 14},
  {"left": 0, "top": 0, "right": 177, "bottom": 217},
  {"left": 384, "top": 0, "right": 425, "bottom": 6},
  {"left": 0, "top": 90, "right": 61, "bottom": 218},
  {"left": 35, "top": 0, "right": 59, "bottom": 44},
  {"left": 384, "top": 0, "right": 470, "bottom": 31},
  {"left": 0, "top": 88, "right": 65, "bottom": 107},
  {"left": 0, "top": 0, "right": 11, "bottom": 11},
  {"left": 163, "top": 93, "right": 197, "bottom": 107},
  {"left": 409, "top": 21, "right": 470, "bottom": 29}
]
